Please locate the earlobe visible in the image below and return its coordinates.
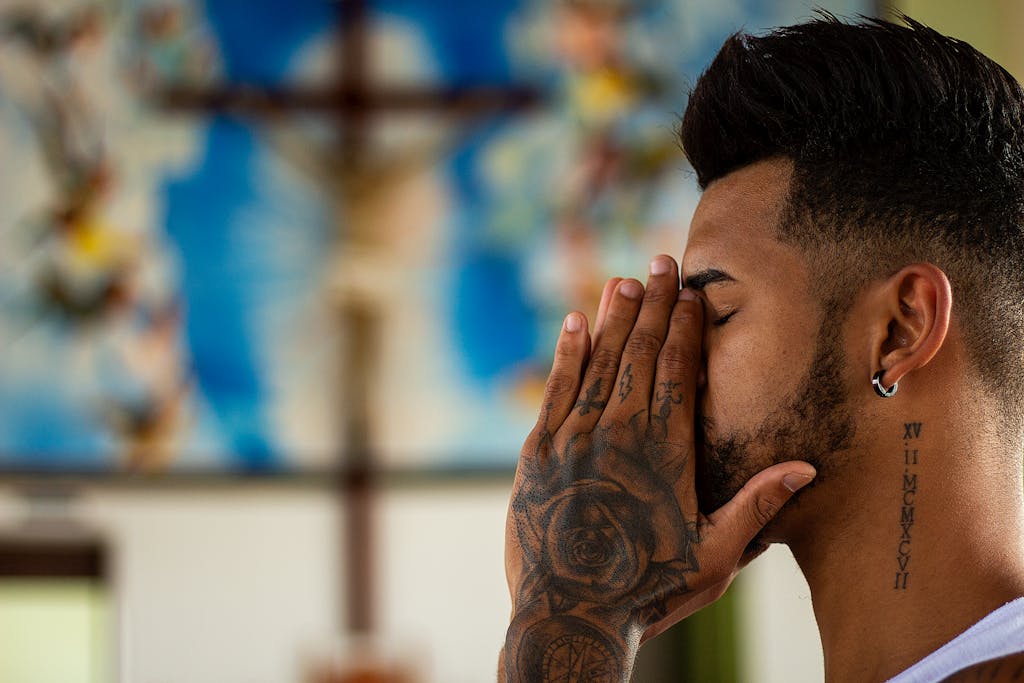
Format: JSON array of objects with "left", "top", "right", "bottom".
[{"left": 872, "top": 263, "right": 952, "bottom": 392}]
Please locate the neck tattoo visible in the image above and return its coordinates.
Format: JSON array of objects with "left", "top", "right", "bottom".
[{"left": 895, "top": 421, "right": 922, "bottom": 590}]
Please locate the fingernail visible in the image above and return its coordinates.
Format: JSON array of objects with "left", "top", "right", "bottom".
[
  {"left": 564, "top": 312, "right": 582, "bottom": 333},
  {"left": 783, "top": 472, "right": 815, "bottom": 493},
  {"left": 650, "top": 257, "right": 671, "bottom": 276},
  {"left": 620, "top": 280, "right": 643, "bottom": 299},
  {"left": 679, "top": 288, "right": 697, "bottom": 301}
]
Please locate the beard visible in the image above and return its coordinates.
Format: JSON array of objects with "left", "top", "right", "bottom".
[{"left": 694, "top": 316, "right": 855, "bottom": 517}]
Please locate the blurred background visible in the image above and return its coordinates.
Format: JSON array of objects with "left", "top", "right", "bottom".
[{"left": 0, "top": 0, "right": 1018, "bottom": 681}]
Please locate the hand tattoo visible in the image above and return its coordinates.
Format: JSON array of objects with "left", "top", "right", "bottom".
[
  {"left": 617, "top": 364, "right": 634, "bottom": 402},
  {"left": 503, "top": 412, "right": 700, "bottom": 682},
  {"left": 655, "top": 380, "right": 684, "bottom": 422},
  {"left": 576, "top": 379, "right": 608, "bottom": 415}
]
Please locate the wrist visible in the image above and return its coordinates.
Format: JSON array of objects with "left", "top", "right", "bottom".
[{"left": 499, "top": 606, "right": 639, "bottom": 683}]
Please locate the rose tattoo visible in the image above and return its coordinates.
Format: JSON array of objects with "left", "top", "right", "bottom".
[{"left": 506, "top": 411, "right": 700, "bottom": 682}]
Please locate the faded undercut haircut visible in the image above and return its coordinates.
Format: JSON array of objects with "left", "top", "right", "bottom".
[{"left": 681, "top": 13, "right": 1024, "bottom": 422}]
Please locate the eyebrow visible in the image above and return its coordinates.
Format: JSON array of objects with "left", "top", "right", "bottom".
[{"left": 684, "top": 268, "right": 736, "bottom": 291}]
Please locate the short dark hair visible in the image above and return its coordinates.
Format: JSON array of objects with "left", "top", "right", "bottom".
[{"left": 681, "top": 13, "right": 1024, "bottom": 420}]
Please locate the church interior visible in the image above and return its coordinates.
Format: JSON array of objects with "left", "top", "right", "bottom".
[{"left": 0, "top": 0, "right": 1018, "bottom": 681}]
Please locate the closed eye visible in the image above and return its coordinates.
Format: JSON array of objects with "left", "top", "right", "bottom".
[{"left": 713, "top": 311, "right": 737, "bottom": 327}]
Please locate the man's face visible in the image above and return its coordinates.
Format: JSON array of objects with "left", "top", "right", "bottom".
[{"left": 681, "top": 159, "right": 855, "bottom": 516}]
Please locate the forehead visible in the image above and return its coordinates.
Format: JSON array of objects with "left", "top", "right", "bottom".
[{"left": 683, "top": 158, "right": 798, "bottom": 277}]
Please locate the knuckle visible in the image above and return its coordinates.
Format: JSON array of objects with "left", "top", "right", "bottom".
[
  {"left": 606, "top": 298, "right": 641, "bottom": 323},
  {"left": 544, "top": 371, "right": 576, "bottom": 399},
  {"left": 554, "top": 338, "right": 580, "bottom": 361},
  {"left": 751, "top": 495, "right": 781, "bottom": 527},
  {"left": 658, "top": 343, "right": 700, "bottom": 376},
  {"left": 521, "top": 429, "right": 540, "bottom": 455},
  {"left": 521, "top": 425, "right": 550, "bottom": 459},
  {"left": 642, "top": 286, "right": 672, "bottom": 306},
  {"left": 588, "top": 348, "right": 622, "bottom": 376},
  {"left": 624, "top": 330, "right": 663, "bottom": 358},
  {"left": 671, "top": 306, "right": 701, "bottom": 328}
]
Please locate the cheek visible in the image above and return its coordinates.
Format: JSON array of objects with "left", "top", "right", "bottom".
[{"left": 702, "top": 317, "right": 817, "bottom": 434}]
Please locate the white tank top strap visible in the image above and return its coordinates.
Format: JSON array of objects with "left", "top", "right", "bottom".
[{"left": 885, "top": 596, "right": 1024, "bottom": 683}]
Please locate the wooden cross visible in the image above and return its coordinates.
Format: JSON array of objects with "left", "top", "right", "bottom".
[{"left": 159, "top": 0, "right": 539, "bottom": 637}]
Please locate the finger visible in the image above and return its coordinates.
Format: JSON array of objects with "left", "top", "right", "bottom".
[
  {"left": 605, "top": 255, "right": 679, "bottom": 421},
  {"left": 565, "top": 279, "right": 644, "bottom": 432},
  {"left": 703, "top": 461, "right": 817, "bottom": 565},
  {"left": 648, "top": 289, "right": 704, "bottom": 507},
  {"left": 651, "top": 288, "right": 703, "bottom": 443},
  {"left": 592, "top": 277, "right": 623, "bottom": 351},
  {"left": 524, "top": 312, "right": 591, "bottom": 455}
]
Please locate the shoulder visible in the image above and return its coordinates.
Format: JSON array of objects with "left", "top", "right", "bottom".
[{"left": 940, "top": 651, "right": 1024, "bottom": 682}]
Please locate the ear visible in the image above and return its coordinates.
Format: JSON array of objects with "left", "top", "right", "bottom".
[{"left": 869, "top": 263, "right": 952, "bottom": 391}]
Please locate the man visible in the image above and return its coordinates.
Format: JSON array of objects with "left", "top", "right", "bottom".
[{"left": 500, "top": 14, "right": 1024, "bottom": 682}]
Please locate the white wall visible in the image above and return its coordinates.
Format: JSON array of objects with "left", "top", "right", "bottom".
[
  {"left": 378, "top": 482, "right": 513, "bottom": 683},
  {"left": 0, "top": 484, "right": 343, "bottom": 683},
  {"left": 737, "top": 544, "right": 824, "bottom": 683}
]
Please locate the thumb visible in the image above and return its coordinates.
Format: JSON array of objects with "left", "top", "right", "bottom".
[{"left": 706, "top": 461, "right": 817, "bottom": 556}]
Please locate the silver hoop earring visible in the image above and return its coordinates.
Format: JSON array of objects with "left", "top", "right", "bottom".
[{"left": 872, "top": 370, "right": 898, "bottom": 398}]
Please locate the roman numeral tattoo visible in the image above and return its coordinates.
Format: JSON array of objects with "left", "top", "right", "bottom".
[{"left": 895, "top": 422, "right": 921, "bottom": 590}]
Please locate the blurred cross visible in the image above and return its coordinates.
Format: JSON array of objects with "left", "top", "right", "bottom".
[
  {"left": 160, "top": 0, "right": 537, "bottom": 167},
  {"left": 159, "top": 0, "right": 539, "bottom": 638}
]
